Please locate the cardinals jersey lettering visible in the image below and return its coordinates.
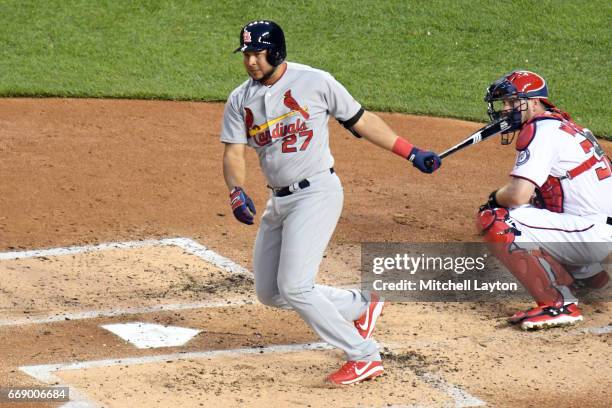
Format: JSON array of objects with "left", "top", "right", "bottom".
[
  {"left": 510, "top": 114, "right": 612, "bottom": 218},
  {"left": 221, "top": 62, "right": 361, "bottom": 187}
]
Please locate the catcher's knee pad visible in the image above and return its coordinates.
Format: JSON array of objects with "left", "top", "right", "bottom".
[
  {"left": 492, "top": 245, "right": 575, "bottom": 307},
  {"left": 476, "top": 208, "right": 517, "bottom": 244}
]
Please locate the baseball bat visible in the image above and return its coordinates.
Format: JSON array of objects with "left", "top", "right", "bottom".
[{"left": 424, "top": 118, "right": 510, "bottom": 169}]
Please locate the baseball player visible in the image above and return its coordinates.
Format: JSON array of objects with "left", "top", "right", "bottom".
[
  {"left": 221, "top": 20, "right": 442, "bottom": 385},
  {"left": 477, "top": 70, "right": 612, "bottom": 330}
]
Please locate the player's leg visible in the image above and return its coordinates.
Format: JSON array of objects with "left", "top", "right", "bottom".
[
  {"left": 569, "top": 263, "right": 609, "bottom": 289},
  {"left": 274, "top": 172, "right": 369, "bottom": 323},
  {"left": 478, "top": 206, "right": 610, "bottom": 329},
  {"left": 478, "top": 208, "right": 574, "bottom": 302},
  {"left": 509, "top": 207, "right": 612, "bottom": 270},
  {"left": 314, "top": 285, "right": 368, "bottom": 322},
  {"left": 253, "top": 195, "right": 370, "bottom": 318},
  {"left": 276, "top": 172, "right": 381, "bottom": 380},
  {"left": 253, "top": 198, "right": 290, "bottom": 308},
  {"left": 312, "top": 286, "right": 382, "bottom": 341},
  {"left": 478, "top": 207, "right": 578, "bottom": 329},
  {"left": 509, "top": 207, "right": 611, "bottom": 328}
]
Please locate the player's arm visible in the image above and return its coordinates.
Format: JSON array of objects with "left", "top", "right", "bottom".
[
  {"left": 223, "top": 142, "right": 256, "bottom": 225},
  {"left": 486, "top": 177, "right": 536, "bottom": 209},
  {"left": 350, "top": 110, "right": 441, "bottom": 173},
  {"left": 351, "top": 110, "right": 399, "bottom": 150},
  {"left": 223, "top": 142, "right": 247, "bottom": 191},
  {"left": 487, "top": 123, "right": 555, "bottom": 209}
]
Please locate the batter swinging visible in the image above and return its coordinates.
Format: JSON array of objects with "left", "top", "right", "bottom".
[{"left": 221, "top": 20, "right": 441, "bottom": 385}]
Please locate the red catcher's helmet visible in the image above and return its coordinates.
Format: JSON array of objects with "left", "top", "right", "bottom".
[
  {"left": 484, "top": 70, "right": 556, "bottom": 144},
  {"left": 486, "top": 70, "right": 553, "bottom": 102}
]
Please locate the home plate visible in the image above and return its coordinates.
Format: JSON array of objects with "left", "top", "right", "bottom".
[{"left": 101, "top": 322, "right": 201, "bottom": 349}]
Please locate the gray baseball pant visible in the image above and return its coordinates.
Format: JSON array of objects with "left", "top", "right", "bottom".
[{"left": 252, "top": 170, "right": 380, "bottom": 362}]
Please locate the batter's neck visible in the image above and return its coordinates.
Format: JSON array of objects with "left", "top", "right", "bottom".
[{"left": 260, "top": 62, "right": 287, "bottom": 86}]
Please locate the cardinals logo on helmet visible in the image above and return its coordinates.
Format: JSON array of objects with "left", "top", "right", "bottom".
[{"left": 242, "top": 30, "right": 252, "bottom": 44}]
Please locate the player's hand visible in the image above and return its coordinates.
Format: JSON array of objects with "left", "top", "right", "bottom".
[
  {"left": 409, "top": 147, "right": 441, "bottom": 174},
  {"left": 529, "top": 188, "right": 545, "bottom": 209},
  {"left": 478, "top": 190, "right": 501, "bottom": 212},
  {"left": 229, "top": 187, "right": 256, "bottom": 225}
]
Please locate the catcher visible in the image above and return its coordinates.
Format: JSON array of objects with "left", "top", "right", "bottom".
[{"left": 476, "top": 70, "right": 611, "bottom": 330}]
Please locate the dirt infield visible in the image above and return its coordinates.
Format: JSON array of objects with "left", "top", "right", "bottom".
[{"left": 0, "top": 98, "right": 610, "bottom": 408}]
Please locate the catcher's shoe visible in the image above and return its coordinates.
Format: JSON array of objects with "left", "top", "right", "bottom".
[
  {"left": 509, "top": 303, "right": 583, "bottom": 330},
  {"left": 354, "top": 292, "right": 385, "bottom": 340},
  {"left": 326, "top": 361, "right": 384, "bottom": 385}
]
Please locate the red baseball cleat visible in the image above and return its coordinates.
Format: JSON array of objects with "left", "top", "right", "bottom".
[
  {"left": 326, "top": 361, "right": 384, "bottom": 385},
  {"left": 509, "top": 303, "right": 583, "bottom": 330},
  {"left": 354, "top": 293, "right": 385, "bottom": 340}
]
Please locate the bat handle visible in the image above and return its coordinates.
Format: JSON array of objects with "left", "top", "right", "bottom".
[
  {"left": 423, "top": 150, "right": 449, "bottom": 171},
  {"left": 424, "top": 157, "right": 435, "bottom": 170},
  {"left": 425, "top": 149, "right": 452, "bottom": 168}
]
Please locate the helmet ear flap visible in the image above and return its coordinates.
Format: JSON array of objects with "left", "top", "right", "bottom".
[{"left": 265, "top": 49, "right": 283, "bottom": 66}]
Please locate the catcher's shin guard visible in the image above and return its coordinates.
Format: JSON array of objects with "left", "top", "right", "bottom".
[{"left": 476, "top": 208, "right": 575, "bottom": 307}]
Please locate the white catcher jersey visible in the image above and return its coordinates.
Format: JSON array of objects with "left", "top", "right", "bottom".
[
  {"left": 510, "top": 113, "right": 612, "bottom": 218},
  {"left": 221, "top": 62, "right": 361, "bottom": 187}
]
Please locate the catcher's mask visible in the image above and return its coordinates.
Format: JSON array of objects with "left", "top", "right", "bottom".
[
  {"left": 484, "top": 70, "right": 555, "bottom": 145},
  {"left": 234, "top": 20, "right": 286, "bottom": 67}
]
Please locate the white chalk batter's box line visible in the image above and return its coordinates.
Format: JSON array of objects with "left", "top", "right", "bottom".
[
  {"left": 4, "top": 239, "right": 608, "bottom": 407},
  {"left": 0, "top": 237, "right": 256, "bottom": 327},
  {"left": 19, "top": 342, "right": 487, "bottom": 408},
  {"left": 0, "top": 237, "right": 250, "bottom": 275},
  {"left": 1, "top": 237, "right": 609, "bottom": 335},
  {"left": 0, "top": 237, "right": 363, "bottom": 327}
]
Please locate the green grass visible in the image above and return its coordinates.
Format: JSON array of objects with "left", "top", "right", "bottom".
[{"left": 0, "top": 0, "right": 610, "bottom": 137}]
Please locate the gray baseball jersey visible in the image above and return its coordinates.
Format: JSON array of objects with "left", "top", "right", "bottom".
[{"left": 221, "top": 62, "right": 361, "bottom": 187}]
